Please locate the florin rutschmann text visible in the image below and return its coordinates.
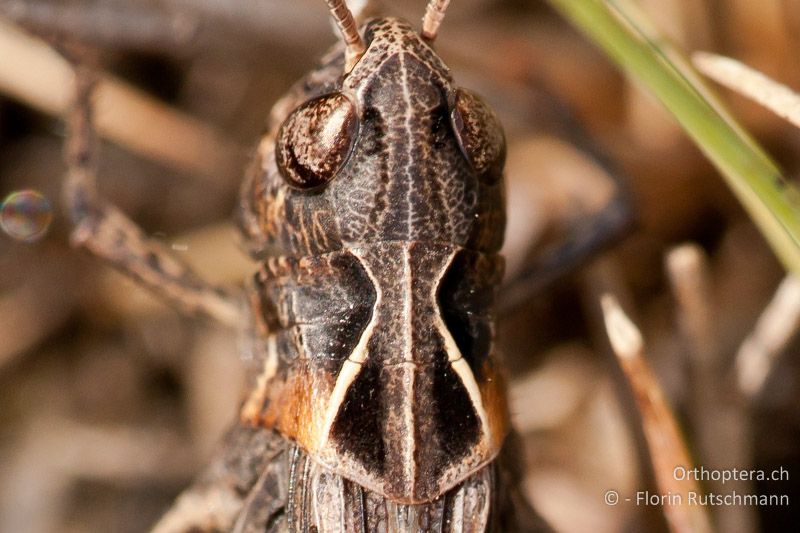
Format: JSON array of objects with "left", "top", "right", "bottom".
[{"left": 634, "top": 491, "right": 789, "bottom": 506}]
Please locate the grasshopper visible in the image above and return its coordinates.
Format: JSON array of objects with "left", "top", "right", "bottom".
[{"left": 56, "top": 1, "right": 625, "bottom": 530}]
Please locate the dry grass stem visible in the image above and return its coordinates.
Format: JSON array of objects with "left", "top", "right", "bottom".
[
  {"left": 666, "top": 244, "right": 717, "bottom": 361},
  {"left": 666, "top": 244, "right": 756, "bottom": 533},
  {"left": 736, "top": 274, "right": 800, "bottom": 397},
  {"left": 693, "top": 51, "right": 800, "bottom": 129},
  {"left": 601, "top": 294, "right": 713, "bottom": 533}
]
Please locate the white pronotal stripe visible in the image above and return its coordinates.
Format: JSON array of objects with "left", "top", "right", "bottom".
[
  {"left": 402, "top": 244, "right": 414, "bottom": 365},
  {"left": 401, "top": 245, "right": 417, "bottom": 487},
  {"left": 432, "top": 251, "right": 492, "bottom": 439},
  {"left": 319, "top": 359, "right": 362, "bottom": 445},
  {"left": 449, "top": 358, "right": 491, "bottom": 434},
  {"left": 318, "top": 250, "right": 382, "bottom": 447}
]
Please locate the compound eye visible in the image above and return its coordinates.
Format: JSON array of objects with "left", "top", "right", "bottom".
[
  {"left": 451, "top": 89, "right": 506, "bottom": 184},
  {"left": 276, "top": 93, "right": 358, "bottom": 190}
]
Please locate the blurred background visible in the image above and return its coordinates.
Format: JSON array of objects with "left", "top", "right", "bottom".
[{"left": 0, "top": 0, "right": 798, "bottom": 531}]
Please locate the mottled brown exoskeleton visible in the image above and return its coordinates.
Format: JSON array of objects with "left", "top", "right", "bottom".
[
  {"left": 62, "top": 1, "right": 550, "bottom": 531},
  {"left": 239, "top": 12, "right": 509, "bottom": 499},
  {"left": 233, "top": 9, "right": 512, "bottom": 529}
]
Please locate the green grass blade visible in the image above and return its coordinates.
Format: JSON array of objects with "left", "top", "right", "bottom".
[{"left": 547, "top": 0, "right": 800, "bottom": 274}]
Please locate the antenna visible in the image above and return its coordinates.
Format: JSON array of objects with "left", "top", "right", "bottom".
[
  {"left": 421, "top": 0, "right": 451, "bottom": 41},
  {"left": 325, "top": 0, "right": 366, "bottom": 71}
]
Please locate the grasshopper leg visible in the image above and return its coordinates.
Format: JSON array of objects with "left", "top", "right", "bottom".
[
  {"left": 498, "top": 81, "right": 635, "bottom": 313},
  {"left": 152, "top": 425, "right": 288, "bottom": 533},
  {"left": 499, "top": 190, "right": 632, "bottom": 313}
]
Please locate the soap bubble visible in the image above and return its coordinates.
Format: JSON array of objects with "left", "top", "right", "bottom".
[{"left": 1, "top": 190, "right": 54, "bottom": 243}]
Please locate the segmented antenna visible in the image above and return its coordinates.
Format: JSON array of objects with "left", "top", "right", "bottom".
[
  {"left": 421, "top": 0, "right": 451, "bottom": 41},
  {"left": 325, "top": 0, "right": 366, "bottom": 71}
]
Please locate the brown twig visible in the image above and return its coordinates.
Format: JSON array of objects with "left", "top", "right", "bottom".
[
  {"left": 63, "top": 63, "right": 245, "bottom": 328},
  {"left": 601, "top": 294, "right": 713, "bottom": 533},
  {"left": 88, "top": 222, "right": 254, "bottom": 322}
]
